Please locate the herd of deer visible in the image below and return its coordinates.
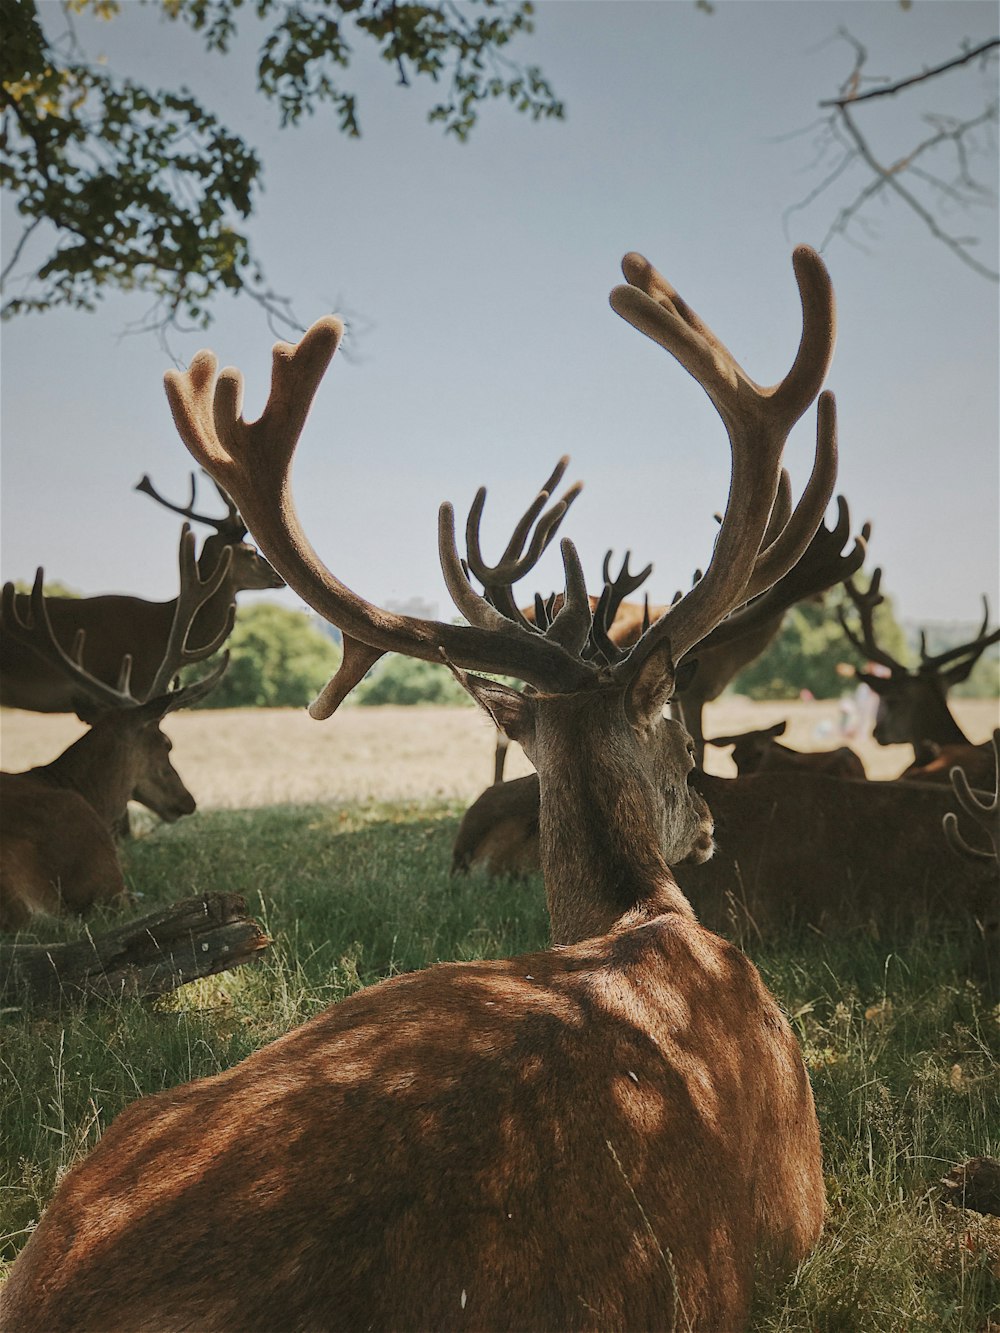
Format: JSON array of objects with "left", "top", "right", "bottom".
[{"left": 1, "top": 247, "right": 998, "bottom": 1331}]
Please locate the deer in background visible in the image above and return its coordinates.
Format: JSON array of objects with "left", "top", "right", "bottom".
[
  {"left": 706, "top": 719, "right": 866, "bottom": 778},
  {"left": 0, "top": 527, "right": 229, "bottom": 932},
  {"left": 2, "top": 244, "right": 838, "bottom": 1332},
  {"left": 0, "top": 472, "right": 282, "bottom": 714},
  {"left": 839, "top": 571, "right": 999, "bottom": 787}
]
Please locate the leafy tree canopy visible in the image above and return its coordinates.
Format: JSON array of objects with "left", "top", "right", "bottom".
[
  {"left": 0, "top": 0, "right": 562, "bottom": 326},
  {"left": 187, "top": 600, "right": 341, "bottom": 707},
  {"left": 352, "top": 652, "right": 472, "bottom": 706},
  {"left": 730, "top": 580, "right": 909, "bottom": 702}
]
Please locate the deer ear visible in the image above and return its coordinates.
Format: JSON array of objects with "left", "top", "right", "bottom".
[
  {"left": 625, "top": 638, "right": 677, "bottom": 726},
  {"left": 444, "top": 662, "right": 535, "bottom": 746}
]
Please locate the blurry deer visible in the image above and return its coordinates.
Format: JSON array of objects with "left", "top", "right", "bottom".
[
  {"left": 839, "top": 572, "right": 999, "bottom": 786},
  {"left": 453, "top": 767, "right": 997, "bottom": 937},
  {"left": 706, "top": 719, "right": 866, "bottom": 778},
  {"left": 0, "top": 527, "right": 229, "bottom": 932},
  {"left": 2, "top": 246, "right": 838, "bottom": 1331},
  {"left": 0, "top": 473, "right": 282, "bottom": 714}
]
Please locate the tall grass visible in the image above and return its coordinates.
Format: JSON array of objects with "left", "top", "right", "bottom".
[{"left": 2, "top": 801, "right": 998, "bottom": 1328}]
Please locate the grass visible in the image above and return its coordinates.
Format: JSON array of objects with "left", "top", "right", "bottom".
[{"left": 2, "top": 800, "right": 998, "bottom": 1329}]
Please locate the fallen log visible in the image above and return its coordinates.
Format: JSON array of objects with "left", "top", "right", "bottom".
[{"left": 0, "top": 893, "right": 270, "bottom": 1009}]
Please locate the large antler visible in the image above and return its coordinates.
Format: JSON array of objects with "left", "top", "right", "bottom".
[
  {"left": 2, "top": 527, "right": 232, "bottom": 714},
  {"left": 136, "top": 472, "right": 247, "bottom": 542},
  {"left": 608, "top": 245, "right": 838, "bottom": 671},
  {"left": 837, "top": 569, "right": 906, "bottom": 673},
  {"left": 163, "top": 321, "right": 597, "bottom": 717},
  {"left": 918, "top": 597, "right": 1000, "bottom": 681},
  {"left": 692, "top": 495, "right": 869, "bottom": 655}
]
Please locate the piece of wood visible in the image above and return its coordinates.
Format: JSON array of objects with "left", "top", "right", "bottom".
[{"left": 0, "top": 893, "right": 269, "bottom": 1008}]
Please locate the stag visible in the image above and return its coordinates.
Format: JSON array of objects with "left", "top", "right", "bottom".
[
  {"left": 1, "top": 246, "right": 839, "bottom": 1332},
  {"left": 0, "top": 473, "right": 281, "bottom": 714},
  {"left": 839, "top": 571, "right": 999, "bottom": 786},
  {"left": 0, "top": 527, "right": 229, "bottom": 932},
  {"left": 706, "top": 719, "right": 866, "bottom": 778}
]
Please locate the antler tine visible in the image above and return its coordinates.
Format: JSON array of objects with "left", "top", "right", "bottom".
[
  {"left": 462, "top": 458, "right": 583, "bottom": 628},
  {"left": 145, "top": 525, "right": 235, "bottom": 699},
  {"left": 837, "top": 568, "right": 906, "bottom": 673},
  {"left": 166, "top": 320, "right": 596, "bottom": 708},
  {"left": 2, "top": 571, "right": 138, "bottom": 712},
  {"left": 135, "top": 471, "right": 230, "bottom": 533},
  {"left": 919, "top": 596, "right": 1000, "bottom": 674},
  {"left": 589, "top": 551, "right": 654, "bottom": 666},
  {"left": 694, "top": 495, "right": 869, "bottom": 655},
  {"left": 943, "top": 730, "right": 999, "bottom": 862},
  {"left": 610, "top": 246, "right": 837, "bottom": 669}
]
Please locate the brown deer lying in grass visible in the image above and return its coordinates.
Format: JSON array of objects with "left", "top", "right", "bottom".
[
  {"left": 0, "top": 528, "right": 228, "bottom": 933},
  {"left": 2, "top": 245, "right": 837, "bottom": 1332},
  {"left": 706, "top": 719, "right": 866, "bottom": 778},
  {"left": 0, "top": 472, "right": 281, "bottom": 715},
  {"left": 839, "top": 572, "right": 999, "bottom": 787},
  {"left": 453, "top": 768, "right": 996, "bottom": 937}
]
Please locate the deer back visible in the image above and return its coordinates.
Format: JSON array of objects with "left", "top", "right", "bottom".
[
  {"left": 1, "top": 918, "right": 821, "bottom": 1333},
  {"left": 0, "top": 773, "right": 130, "bottom": 931}
]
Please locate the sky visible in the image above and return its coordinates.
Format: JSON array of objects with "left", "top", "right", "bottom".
[{"left": 2, "top": 1, "right": 998, "bottom": 638}]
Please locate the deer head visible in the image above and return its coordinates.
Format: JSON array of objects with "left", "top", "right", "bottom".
[
  {"left": 136, "top": 471, "right": 284, "bottom": 593},
  {"left": 840, "top": 572, "right": 999, "bottom": 752}
]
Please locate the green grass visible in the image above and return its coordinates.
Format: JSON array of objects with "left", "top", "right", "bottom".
[{"left": 2, "top": 800, "right": 998, "bottom": 1329}]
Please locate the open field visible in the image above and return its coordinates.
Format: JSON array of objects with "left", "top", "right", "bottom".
[{"left": 4, "top": 696, "right": 998, "bottom": 807}]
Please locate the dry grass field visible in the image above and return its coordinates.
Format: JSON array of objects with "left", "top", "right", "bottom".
[{"left": 2, "top": 696, "right": 997, "bottom": 808}]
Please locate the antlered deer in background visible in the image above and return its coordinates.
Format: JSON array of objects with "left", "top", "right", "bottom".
[
  {"left": 2, "top": 244, "right": 838, "bottom": 1332},
  {"left": 839, "top": 571, "right": 999, "bottom": 787},
  {"left": 0, "top": 527, "right": 229, "bottom": 933},
  {"left": 0, "top": 472, "right": 282, "bottom": 715},
  {"left": 706, "top": 719, "right": 866, "bottom": 778}
]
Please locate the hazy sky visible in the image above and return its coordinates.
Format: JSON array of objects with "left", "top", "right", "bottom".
[{"left": 2, "top": 1, "right": 998, "bottom": 634}]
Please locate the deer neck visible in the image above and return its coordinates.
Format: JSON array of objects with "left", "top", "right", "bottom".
[
  {"left": 188, "top": 550, "right": 237, "bottom": 653},
  {"left": 909, "top": 681, "right": 970, "bottom": 748},
  {"left": 532, "top": 697, "right": 696, "bottom": 947},
  {"left": 36, "top": 722, "right": 135, "bottom": 827}
]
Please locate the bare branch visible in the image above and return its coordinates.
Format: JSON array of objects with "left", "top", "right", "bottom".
[{"left": 794, "top": 30, "right": 999, "bottom": 281}]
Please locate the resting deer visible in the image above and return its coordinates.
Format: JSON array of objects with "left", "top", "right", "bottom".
[
  {"left": 452, "top": 767, "right": 997, "bottom": 937},
  {"left": 0, "top": 473, "right": 281, "bottom": 715},
  {"left": 839, "top": 572, "right": 999, "bottom": 787},
  {"left": 706, "top": 720, "right": 866, "bottom": 779},
  {"left": 0, "top": 527, "right": 229, "bottom": 932},
  {"left": 1, "top": 247, "right": 837, "bottom": 1331}
]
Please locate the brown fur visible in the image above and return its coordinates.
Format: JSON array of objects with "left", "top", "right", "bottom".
[
  {"left": 0, "top": 704, "right": 194, "bottom": 931},
  {"left": 452, "top": 769, "right": 997, "bottom": 935},
  {"left": 900, "top": 739, "right": 997, "bottom": 789},
  {"left": 0, "top": 776, "right": 129, "bottom": 930},
  {"left": 708, "top": 722, "right": 867, "bottom": 780}
]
